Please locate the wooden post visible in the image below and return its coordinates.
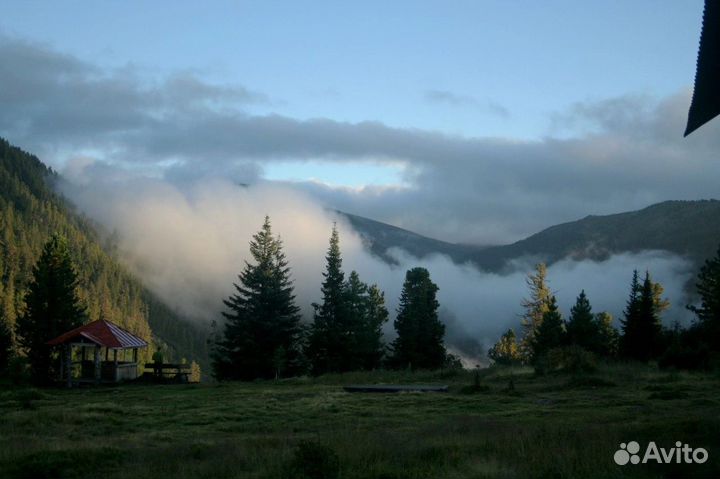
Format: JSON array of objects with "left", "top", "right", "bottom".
[
  {"left": 65, "top": 345, "right": 72, "bottom": 388},
  {"left": 94, "top": 346, "right": 101, "bottom": 384},
  {"left": 133, "top": 348, "right": 138, "bottom": 379},
  {"left": 113, "top": 349, "right": 119, "bottom": 382},
  {"left": 59, "top": 346, "right": 64, "bottom": 383}
]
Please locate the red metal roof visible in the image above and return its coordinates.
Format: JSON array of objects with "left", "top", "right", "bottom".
[{"left": 46, "top": 320, "right": 148, "bottom": 349}]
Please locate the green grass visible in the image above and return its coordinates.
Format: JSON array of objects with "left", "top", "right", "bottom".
[{"left": 0, "top": 364, "right": 718, "bottom": 478}]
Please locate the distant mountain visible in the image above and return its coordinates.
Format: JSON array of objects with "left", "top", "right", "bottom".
[
  {"left": 341, "top": 200, "right": 720, "bottom": 273},
  {"left": 340, "top": 211, "right": 486, "bottom": 265}
]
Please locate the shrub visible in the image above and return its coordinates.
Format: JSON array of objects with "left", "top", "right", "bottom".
[
  {"left": 658, "top": 339, "right": 710, "bottom": 371},
  {"left": 535, "top": 346, "right": 597, "bottom": 375}
]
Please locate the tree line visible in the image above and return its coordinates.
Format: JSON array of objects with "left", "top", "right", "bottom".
[
  {"left": 210, "top": 218, "right": 452, "bottom": 380},
  {"left": 488, "top": 251, "right": 720, "bottom": 373},
  {"left": 4, "top": 215, "right": 720, "bottom": 383}
]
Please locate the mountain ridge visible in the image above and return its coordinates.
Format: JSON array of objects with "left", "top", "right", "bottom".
[{"left": 340, "top": 199, "right": 720, "bottom": 273}]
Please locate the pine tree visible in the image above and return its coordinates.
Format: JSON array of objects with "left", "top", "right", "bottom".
[
  {"left": 532, "top": 296, "right": 565, "bottom": 360},
  {"left": 361, "top": 284, "right": 389, "bottom": 369},
  {"left": 565, "top": 290, "right": 600, "bottom": 353},
  {"left": 212, "top": 216, "right": 302, "bottom": 380},
  {"left": 342, "top": 272, "right": 390, "bottom": 370},
  {"left": 488, "top": 328, "right": 521, "bottom": 365},
  {"left": 16, "top": 234, "right": 87, "bottom": 384},
  {"left": 688, "top": 244, "right": 720, "bottom": 349},
  {"left": 620, "top": 271, "right": 662, "bottom": 361},
  {"left": 594, "top": 312, "right": 619, "bottom": 357},
  {"left": 307, "top": 224, "right": 351, "bottom": 374},
  {"left": 344, "top": 270, "right": 369, "bottom": 371},
  {"left": 520, "top": 263, "right": 552, "bottom": 361},
  {"left": 390, "top": 267, "right": 446, "bottom": 370},
  {"left": 620, "top": 270, "right": 641, "bottom": 358}
]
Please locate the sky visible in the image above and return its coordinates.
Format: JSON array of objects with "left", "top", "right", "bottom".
[{"left": 1, "top": 0, "right": 717, "bottom": 245}]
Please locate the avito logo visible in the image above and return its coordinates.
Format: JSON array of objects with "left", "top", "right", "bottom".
[{"left": 614, "top": 441, "right": 709, "bottom": 465}]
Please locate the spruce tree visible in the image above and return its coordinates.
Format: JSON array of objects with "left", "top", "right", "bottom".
[
  {"left": 532, "top": 296, "right": 565, "bottom": 360},
  {"left": 488, "top": 328, "right": 521, "bottom": 365},
  {"left": 307, "top": 224, "right": 351, "bottom": 374},
  {"left": 361, "top": 284, "right": 389, "bottom": 369},
  {"left": 213, "top": 216, "right": 302, "bottom": 380},
  {"left": 620, "top": 270, "right": 641, "bottom": 358},
  {"left": 594, "top": 312, "right": 619, "bottom": 358},
  {"left": 344, "top": 270, "right": 369, "bottom": 371},
  {"left": 565, "top": 290, "right": 600, "bottom": 353},
  {"left": 688, "top": 244, "right": 720, "bottom": 349},
  {"left": 520, "top": 263, "right": 551, "bottom": 361},
  {"left": 620, "top": 270, "right": 662, "bottom": 361},
  {"left": 390, "top": 267, "right": 446, "bottom": 370},
  {"left": 16, "top": 234, "right": 87, "bottom": 384}
]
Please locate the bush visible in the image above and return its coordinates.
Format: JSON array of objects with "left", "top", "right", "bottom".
[
  {"left": 7, "top": 357, "right": 30, "bottom": 385},
  {"left": 659, "top": 342, "right": 710, "bottom": 370},
  {"left": 443, "top": 353, "right": 464, "bottom": 370},
  {"left": 535, "top": 346, "right": 597, "bottom": 375},
  {"left": 287, "top": 440, "right": 340, "bottom": 479}
]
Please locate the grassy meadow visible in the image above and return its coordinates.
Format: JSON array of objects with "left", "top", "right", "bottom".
[{"left": 0, "top": 364, "right": 718, "bottom": 479}]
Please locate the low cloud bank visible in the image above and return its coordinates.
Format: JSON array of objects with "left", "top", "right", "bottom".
[{"left": 60, "top": 163, "right": 695, "bottom": 362}]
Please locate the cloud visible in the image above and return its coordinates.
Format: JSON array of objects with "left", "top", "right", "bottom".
[
  {"left": 59, "top": 166, "right": 696, "bottom": 363},
  {"left": 2, "top": 33, "right": 720, "bottom": 246},
  {"left": 424, "top": 89, "right": 511, "bottom": 118}
]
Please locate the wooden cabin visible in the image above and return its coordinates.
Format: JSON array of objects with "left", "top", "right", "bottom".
[{"left": 46, "top": 319, "right": 148, "bottom": 387}]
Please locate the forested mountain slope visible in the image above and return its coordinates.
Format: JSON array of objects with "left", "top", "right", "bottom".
[{"left": 0, "top": 138, "right": 207, "bottom": 367}]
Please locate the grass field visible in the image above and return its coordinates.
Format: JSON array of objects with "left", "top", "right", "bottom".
[{"left": 0, "top": 364, "right": 718, "bottom": 478}]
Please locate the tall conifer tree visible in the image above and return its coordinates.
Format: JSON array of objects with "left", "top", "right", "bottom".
[
  {"left": 688, "top": 244, "right": 720, "bottom": 348},
  {"left": 594, "top": 312, "right": 619, "bottom": 357},
  {"left": 307, "top": 224, "right": 352, "bottom": 373},
  {"left": 520, "top": 263, "right": 552, "bottom": 361},
  {"left": 620, "top": 270, "right": 662, "bottom": 361},
  {"left": 390, "top": 267, "right": 446, "bottom": 370},
  {"left": 360, "top": 284, "right": 389, "bottom": 369},
  {"left": 565, "top": 290, "right": 600, "bottom": 352},
  {"left": 16, "top": 234, "right": 87, "bottom": 384},
  {"left": 213, "top": 216, "right": 301, "bottom": 380},
  {"left": 531, "top": 296, "right": 565, "bottom": 360}
]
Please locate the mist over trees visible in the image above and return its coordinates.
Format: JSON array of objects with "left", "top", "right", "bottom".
[
  {"left": 0, "top": 138, "right": 200, "bottom": 375},
  {"left": 484, "top": 245, "right": 720, "bottom": 374}
]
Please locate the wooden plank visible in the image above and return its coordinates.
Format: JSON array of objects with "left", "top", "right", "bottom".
[
  {"left": 343, "top": 384, "right": 449, "bottom": 393},
  {"left": 144, "top": 363, "right": 191, "bottom": 370}
]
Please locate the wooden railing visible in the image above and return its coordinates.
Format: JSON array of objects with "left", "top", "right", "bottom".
[{"left": 144, "top": 363, "right": 191, "bottom": 382}]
